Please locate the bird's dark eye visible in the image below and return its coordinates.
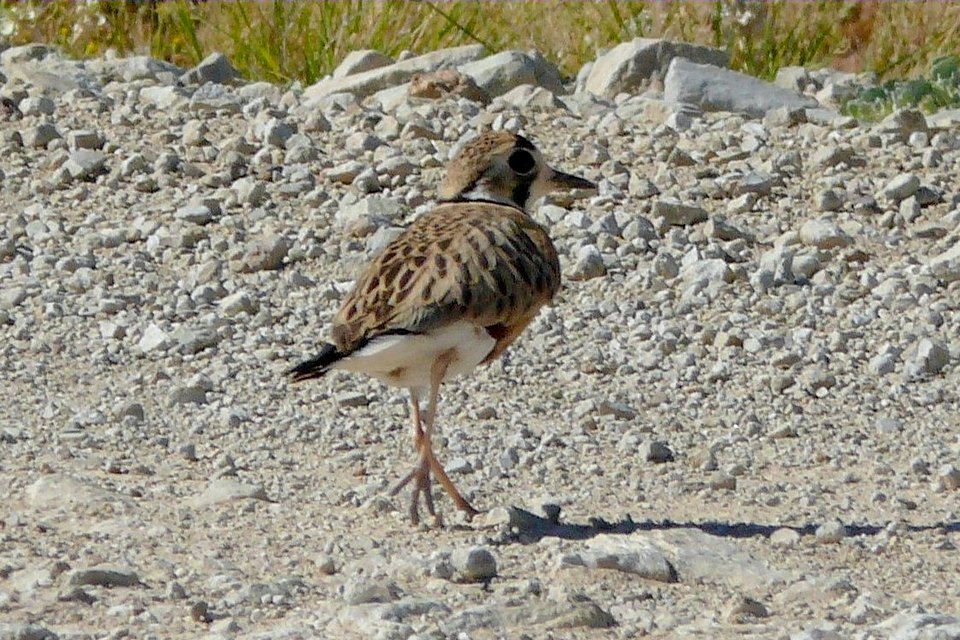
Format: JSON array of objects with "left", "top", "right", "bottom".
[{"left": 508, "top": 149, "right": 536, "bottom": 175}]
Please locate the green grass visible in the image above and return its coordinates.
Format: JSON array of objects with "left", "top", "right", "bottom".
[
  {"left": 843, "top": 54, "right": 960, "bottom": 120},
  {"left": 1, "top": 1, "right": 958, "bottom": 94}
]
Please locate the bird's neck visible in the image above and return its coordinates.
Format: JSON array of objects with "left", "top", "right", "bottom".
[{"left": 448, "top": 181, "right": 527, "bottom": 212}]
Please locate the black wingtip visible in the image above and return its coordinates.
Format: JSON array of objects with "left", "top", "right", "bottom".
[{"left": 286, "top": 343, "right": 343, "bottom": 383}]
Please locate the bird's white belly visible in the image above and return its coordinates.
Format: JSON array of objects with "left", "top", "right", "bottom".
[{"left": 334, "top": 320, "right": 496, "bottom": 389}]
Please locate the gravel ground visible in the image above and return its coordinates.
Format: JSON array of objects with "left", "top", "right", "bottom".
[{"left": 1, "top": 43, "right": 959, "bottom": 640}]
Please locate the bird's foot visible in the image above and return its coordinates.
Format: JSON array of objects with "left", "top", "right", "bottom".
[
  {"left": 390, "top": 451, "right": 480, "bottom": 526},
  {"left": 390, "top": 457, "right": 440, "bottom": 527}
]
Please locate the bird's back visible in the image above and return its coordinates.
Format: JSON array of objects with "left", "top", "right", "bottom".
[{"left": 332, "top": 200, "right": 560, "bottom": 363}]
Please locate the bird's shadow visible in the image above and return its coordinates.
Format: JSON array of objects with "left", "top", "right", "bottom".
[{"left": 499, "top": 506, "right": 960, "bottom": 544}]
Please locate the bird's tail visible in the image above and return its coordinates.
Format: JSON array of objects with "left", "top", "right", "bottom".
[{"left": 286, "top": 343, "right": 345, "bottom": 382}]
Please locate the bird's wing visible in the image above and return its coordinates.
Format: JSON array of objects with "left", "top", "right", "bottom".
[{"left": 331, "top": 202, "right": 560, "bottom": 358}]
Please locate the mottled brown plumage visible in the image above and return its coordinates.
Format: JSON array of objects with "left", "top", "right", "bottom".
[
  {"left": 332, "top": 202, "right": 560, "bottom": 363},
  {"left": 288, "top": 130, "right": 595, "bottom": 525}
]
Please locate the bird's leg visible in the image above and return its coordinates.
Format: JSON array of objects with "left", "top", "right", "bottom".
[
  {"left": 390, "top": 351, "right": 480, "bottom": 524},
  {"left": 390, "top": 388, "right": 436, "bottom": 525},
  {"left": 420, "top": 350, "right": 481, "bottom": 521}
]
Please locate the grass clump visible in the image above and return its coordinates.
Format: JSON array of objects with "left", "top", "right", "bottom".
[
  {"left": 0, "top": 1, "right": 958, "bottom": 90},
  {"left": 0, "top": 1, "right": 510, "bottom": 85},
  {"left": 843, "top": 54, "right": 960, "bottom": 120}
]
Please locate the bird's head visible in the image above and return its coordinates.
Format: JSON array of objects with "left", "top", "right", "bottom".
[{"left": 438, "top": 130, "right": 596, "bottom": 212}]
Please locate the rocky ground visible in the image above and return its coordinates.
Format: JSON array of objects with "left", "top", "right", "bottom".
[{"left": 2, "top": 39, "right": 960, "bottom": 640}]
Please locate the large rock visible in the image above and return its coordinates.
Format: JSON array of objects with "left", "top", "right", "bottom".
[
  {"left": 872, "top": 613, "right": 960, "bottom": 640},
  {"left": 653, "top": 198, "right": 708, "bottom": 226},
  {"left": 332, "top": 49, "right": 394, "bottom": 79},
  {"left": 303, "top": 45, "right": 485, "bottom": 103},
  {"left": 189, "top": 83, "right": 242, "bottom": 113},
  {"left": 458, "top": 49, "right": 562, "bottom": 97},
  {"left": 26, "top": 475, "right": 132, "bottom": 511},
  {"left": 235, "top": 232, "right": 290, "bottom": 272},
  {"left": 0, "top": 44, "right": 54, "bottom": 66},
  {"left": 646, "top": 528, "right": 790, "bottom": 589},
  {"left": 798, "top": 219, "right": 852, "bottom": 249},
  {"left": 192, "top": 479, "right": 270, "bottom": 506},
  {"left": 87, "top": 55, "right": 184, "bottom": 83},
  {"left": 927, "top": 108, "right": 960, "bottom": 129},
  {"left": 0, "top": 622, "right": 58, "bottom": 640},
  {"left": 562, "top": 535, "right": 676, "bottom": 582},
  {"left": 138, "top": 85, "right": 189, "bottom": 109},
  {"left": 928, "top": 242, "right": 960, "bottom": 282},
  {"left": 567, "top": 245, "right": 606, "bottom": 281},
  {"left": 561, "top": 529, "right": 788, "bottom": 590},
  {"left": 338, "top": 597, "right": 449, "bottom": 637},
  {"left": 69, "top": 566, "right": 141, "bottom": 588},
  {"left": 335, "top": 196, "right": 403, "bottom": 236},
  {"left": 905, "top": 338, "right": 949, "bottom": 378},
  {"left": 664, "top": 58, "right": 817, "bottom": 117},
  {"left": 882, "top": 173, "right": 920, "bottom": 202},
  {"left": 18, "top": 96, "right": 55, "bottom": 117},
  {"left": 680, "top": 258, "right": 734, "bottom": 286},
  {"left": 451, "top": 546, "right": 498, "bottom": 582},
  {"left": 368, "top": 84, "right": 411, "bottom": 112},
  {"left": 180, "top": 51, "right": 240, "bottom": 85},
  {"left": 137, "top": 323, "right": 169, "bottom": 353},
  {"left": 0, "top": 288, "right": 27, "bottom": 310},
  {"left": 311, "top": 47, "right": 561, "bottom": 105},
  {"left": 585, "top": 38, "right": 728, "bottom": 98},
  {"left": 170, "top": 327, "right": 219, "bottom": 355},
  {"left": 757, "top": 245, "right": 796, "bottom": 286},
  {"left": 23, "top": 123, "right": 61, "bottom": 148},
  {"left": 877, "top": 108, "right": 928, "bottom": 139},
  {"left": 219, "top": 291, "right": 257, "bottom": 316},
  {"left": 4, "top": 55, "right": 101, "bottom": 94},
  {"left": 342, "top": 578, "right": 400, "bottom": 606},
  {"left": 497, "top": 84, "right": 565, "bottom": 110},
  {"left": 774, "top": 66, "right": 812, "bottom": 92},
  {"left": 63, "top": 150, "right": 107, "bottom": 180},
  {"left": 443, "top": 598, "right": 615, "bottom": 634},
  {"left": 2, "top": 45, "right": 103, "bottom": 96}
]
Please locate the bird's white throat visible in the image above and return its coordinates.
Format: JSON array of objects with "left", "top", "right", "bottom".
[{"left": 454, "top": 186, "right": 520, "bottom": 209}]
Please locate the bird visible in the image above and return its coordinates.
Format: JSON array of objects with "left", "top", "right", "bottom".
[{"left": 287, "top": 130, "right": 595, "bottom": 525}]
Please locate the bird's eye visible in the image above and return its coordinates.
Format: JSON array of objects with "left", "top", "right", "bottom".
[{"left": 508, "top": 149, "right": 536, "bottom": 175}]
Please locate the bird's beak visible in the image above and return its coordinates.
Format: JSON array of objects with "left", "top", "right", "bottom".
[{"left": 546, "top": 168, "right": 597, "bottom": 193}]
